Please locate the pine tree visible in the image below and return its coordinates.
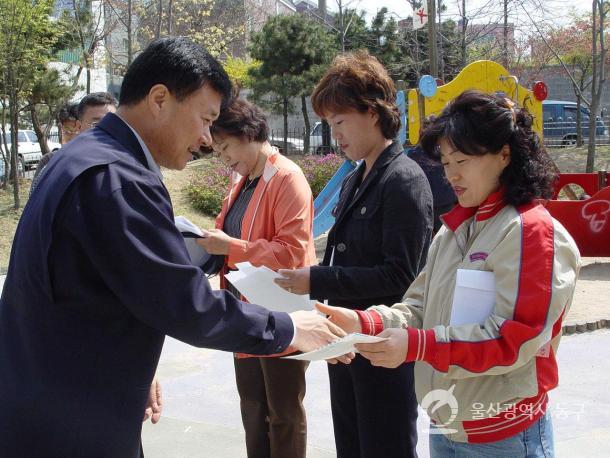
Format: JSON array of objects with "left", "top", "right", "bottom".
[{"left": 249, "top": 15, "right": 336, "bottom": 153}]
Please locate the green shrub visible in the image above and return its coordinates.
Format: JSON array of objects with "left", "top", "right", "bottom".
[
  {"left": 186, "top": 154, "right": 345, "bottom": 217},
  {"left": 185, "top": 158, "right": 231, "bottom": 216}
]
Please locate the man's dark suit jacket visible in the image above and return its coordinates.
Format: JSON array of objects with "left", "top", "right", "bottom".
[{"left": 0, "top": 113, "right": 293, "bottom": 457}]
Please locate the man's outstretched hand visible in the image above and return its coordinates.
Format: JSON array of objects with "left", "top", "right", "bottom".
[{"left": 289, "top": 310, "right": 353, "bottom": 364}]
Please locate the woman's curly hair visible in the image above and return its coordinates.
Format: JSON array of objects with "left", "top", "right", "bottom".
[{"left": 420, "top": 90, "right": 558, "bottom": 207}]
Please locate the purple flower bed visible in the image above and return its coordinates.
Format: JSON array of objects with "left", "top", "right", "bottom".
[
  {"left": 186, "top": 154, "right": 345, "bottom": 216},
  {"left": 293, "top": 153, "right": 345, "bottom": 197}
]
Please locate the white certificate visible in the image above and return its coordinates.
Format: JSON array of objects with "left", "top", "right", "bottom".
[
  {"left": 449, "top": 269, "right": 496, "bottom": 326},
  {"left": 174, "top": 215, "right": 211, "bottom": 267},
  {"left": 284, "top": 333, "right": 388, "bottom": 361},
  {"left": 224, "top": 262, "right": 316, "bottom": 313}
]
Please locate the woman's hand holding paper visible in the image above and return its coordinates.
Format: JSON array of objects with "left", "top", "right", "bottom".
[
  {"left": 314, "top": 303, "right": 360, "bottom": 364},
  {"left": 355, "top": 328, "right": 409, "bottom": 368},
  {"left": 196, "top": 228, "right": 233, "bottom": 255},
  {"left": 275, "top": 267, "right": 310, "bottom": 294},
  {"left": 315, "top": 303, "right": 361, "bottom": 334}
]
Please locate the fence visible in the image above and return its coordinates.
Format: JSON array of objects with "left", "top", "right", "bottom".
[
  {"left": 271, "top": 116, "right": 610, "bottom": 154},
  {"left": 542, "top": 116, "right": 610, "bottom": 148},
  {"left": 268, "top": 127, "right": 339, "bottom": 156}
]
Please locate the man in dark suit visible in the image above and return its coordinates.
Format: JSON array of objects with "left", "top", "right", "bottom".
[{"left": 0, "top": 37, "right": 343, "bottom": 457}]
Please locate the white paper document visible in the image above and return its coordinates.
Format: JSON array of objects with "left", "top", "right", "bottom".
[
  {"left": 174, "top": 216, "right": 211, "bottom": 267},
  {"left": 224, "top": 262, "right": 316, "bottom": 313},
  {"left": 285, "top": 333, "right": 389, "bottom": 361},
  {"left": 449, "top": 269, "right": 496, "bottom": 326}
]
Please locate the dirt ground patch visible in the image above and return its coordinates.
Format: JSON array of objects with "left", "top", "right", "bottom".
[
  {"left": 549, "top": 145, "right": 610, "bottom": 173},
  {"left": 566, "top": 257, "right": 610, "bottom": 325}
]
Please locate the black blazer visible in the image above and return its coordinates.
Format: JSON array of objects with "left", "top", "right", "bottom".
[
  {"left": 310, "top": 141, "right": 433, "bottom": 309},
  {"left": 0, "top": 113, "right": 293, "bottom": 457}
]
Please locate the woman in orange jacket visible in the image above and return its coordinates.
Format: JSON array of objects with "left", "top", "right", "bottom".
[{"left": 197, "top": 97, "right": 316, "bottom": 458}]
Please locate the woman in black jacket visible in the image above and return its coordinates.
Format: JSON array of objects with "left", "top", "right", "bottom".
[{"left": 276, "top": 50, "right": 433, "bottom": 458}]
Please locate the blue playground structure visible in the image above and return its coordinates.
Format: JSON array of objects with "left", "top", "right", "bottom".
[
  {"left": 312, "top": 159, "right": 357, "bottom": 237},
  {"left": 312, "top": 90, "right": 408, "bottom": 237}
]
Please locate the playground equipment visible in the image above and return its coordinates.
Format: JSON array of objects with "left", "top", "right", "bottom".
[
  {"left": 546, "top": 171, "right": 610, "bottom": 257},
  {"left": 313, "top": 60, "right": 609, "bottom": 256},
  {"left": 406, "top": 60, "right": 545, "bottom": 145},
  {"left": 313, "top": 159, "right": 356, "bottom": 237}
]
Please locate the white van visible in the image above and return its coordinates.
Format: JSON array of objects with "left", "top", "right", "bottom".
[{"left": 0, "top": 130, "right": 60, "bottom": 168}]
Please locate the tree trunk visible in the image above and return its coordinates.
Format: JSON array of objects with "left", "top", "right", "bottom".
[
  {"left": 167, "top": 0, "right": 173, "bottom": 36},
  {"left": 30, "top": 103, "right": 50, "bottom": 156},
  {"left": 586, "top": 0, "right": 606, "bottom": 172},
  {"left": 86, "top": 63, "right": 91, "bottom": 94},
  {"left": 587, "top": 106, "right": 598, "bottom": 172},
  {"left": 0, "top": 108, "right": 10, "bottom": 190},
  {"left": 321, "top": 120, "right": 331, "bottom": 155},
  {"left": 9, "top": 90, "right": 20, "bottom": 209},
  {"left": 301, "top": 95, "right": 310, "bottom": 154},
  {"left": 283, "top": 96, "right": 288, "bottom": 155},
  {"left": 156, "top": 0, "right": 163, "bottom": 39},
  {"left": 576, "top": 94, "right": 583, "bottom": 147}
]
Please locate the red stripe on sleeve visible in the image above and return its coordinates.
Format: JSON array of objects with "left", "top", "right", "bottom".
[
  {"left": 406, "top": 328, "right": 437, "bottom": 362},
  {"left": 355, "top": 310, "right": 384, "bottom": 335}
]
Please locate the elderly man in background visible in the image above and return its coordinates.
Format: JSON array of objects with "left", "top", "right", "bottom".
[{"left": 32, "top": 92, "right": 118, "bottom": 186}]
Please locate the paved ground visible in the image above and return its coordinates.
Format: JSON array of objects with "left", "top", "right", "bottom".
[
  {"left": 2, "top": 256, "right": 609, "bottom": 458},
  {"left": 142, "top": 330, "right": 610, "bottom": 457}
]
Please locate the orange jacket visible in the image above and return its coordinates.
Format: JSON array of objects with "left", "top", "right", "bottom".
[
  {"left": 216, "top": 149, "right": 316, "bottom": 357},
  {"left": 216, "top": 149, "right": 316, "bottom": 273}
]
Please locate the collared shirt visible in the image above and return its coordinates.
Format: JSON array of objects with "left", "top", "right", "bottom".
[
  {"left": 118, "top": 115, "right": 163, "bottom": 180},
  {"left": 222, "top": 175, "right": 261, "bottom": 299}
]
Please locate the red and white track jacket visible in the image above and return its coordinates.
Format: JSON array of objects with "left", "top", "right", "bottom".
[{"left": 357, "top": 189, "right": 581, "bottom": 443}]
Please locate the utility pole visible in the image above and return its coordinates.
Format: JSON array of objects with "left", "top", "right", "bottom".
[
  {"left": 167, "top": 0, "right": 173, "bottom": 36},
  {"left": 319, "top": 0, "right": 327, "bottom": 20},
  {"left": 427, "top": 0, "right": 438, "bottom": 77},
  {"left": 461, "top": 0, "right": 467, "bottom": 65},
  {"left": 438, "top": 0, "right": 444, "bottom": 81},
  {"left": 503, "top": 0, "right": 509, "bottom": 67},
  {"left": 336, "top": 0, "right": 346, "bottom": 51},
  {"left": 126, "top": 0, "right": 133, "bottom": 66}
]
